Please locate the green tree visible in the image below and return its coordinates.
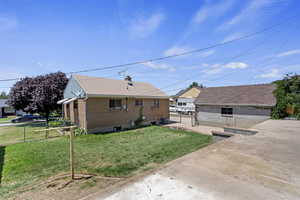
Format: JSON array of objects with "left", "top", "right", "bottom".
[
  {"left": 0, "top": 91, "right": 8, "bottom": 99},
  {"left": 188, "top": 82, "right": 204, "bottom": 89},
  {"left": 9, "top": 72, "right": 68, "bottom": 124},
  {"left": 272, "top": 74, "right": 300, "bottom": 119}
]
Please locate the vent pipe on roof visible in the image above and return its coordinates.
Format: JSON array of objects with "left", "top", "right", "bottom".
[{"left": 125, "top": 75, "right": 133, "bottom": 87}]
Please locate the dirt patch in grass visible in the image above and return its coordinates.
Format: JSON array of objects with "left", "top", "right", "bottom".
[{"left": 14, "top": 173, "right": 121, "bottom": 200}]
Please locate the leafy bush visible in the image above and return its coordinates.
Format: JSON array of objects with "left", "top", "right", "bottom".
[
  {"left": 134, "top": 107, "right": 144, "bottom": 126},
  {"left": 271, "top": 74, "right": 300, "bottom": 119},
  {"left": 296, "top": 112, "right": 300, "bottom": 120},
  {"left": 75, "top": 128, "right": 87, "bottom": 136},
  {"left": 48, "top": 119, "right": 71, "bottom": 127}
]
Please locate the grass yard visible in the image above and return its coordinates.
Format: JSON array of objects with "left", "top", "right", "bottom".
[
  {"left": 0, "top": 122, "right": 61, "bottom": 146},
  {"left": 0, "top": 126, "right": 211, "bottom": 199},
  {"left": 0, "top": 116, "right": 15, "bottom": 124}
]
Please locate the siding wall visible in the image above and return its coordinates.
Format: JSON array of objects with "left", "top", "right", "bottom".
[
  {"left": 196, "top": 105, "right": 272, "bottom": 128},
  {"left": 86, "top": 97, "right": 169, "bottom": 133}
]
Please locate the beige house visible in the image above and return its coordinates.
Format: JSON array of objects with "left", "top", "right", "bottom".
[
  {"left": 173, "top": 86, "right": 202, "bottom": 113},
  {"left": 58, "top": 75, "right": 169, "bottom": 133}
]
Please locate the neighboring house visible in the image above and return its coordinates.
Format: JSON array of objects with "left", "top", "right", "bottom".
[
  {"left": 169, "top": 98, "right": 175, "bottom": 106},
  {"left": 58, "top": 75, "right": 169, "bottom": 133},
  {"left": 194, "top": 84, "right": 276, "bottom": 128},
  {"left": 173, "top": 86, "right": 202, "bottom": 113},
  {"left": 0, "top": 99, "right": 15, "bottom": 118}
]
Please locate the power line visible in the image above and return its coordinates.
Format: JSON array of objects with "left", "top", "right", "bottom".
[
  {"left": 0, "top": 14, "right": 297, "bottom": 82},
  {"left": 0, "top": 78, "right": 20, "bottom": 82},
  {"left": 144, "top": 19, "right": 299, "bottom": 96},
  {"left": 202, "top": 19, "right": 299, "bottom": 86},
  {"left": 67, "top": 17, "right": 294, "bottom": 74}
]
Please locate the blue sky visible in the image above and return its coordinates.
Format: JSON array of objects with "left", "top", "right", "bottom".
[{"left": 1, "top": 0, "right": 300, "bottom": 95}]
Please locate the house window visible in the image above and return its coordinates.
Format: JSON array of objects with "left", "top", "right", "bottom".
[
  {"left": 135, "top": 99, "right": 143, "bottom": 106},
  {"left": 221, "top": 107, "right": 233, "bottom": 117},
  {"left": 178, "top": 102, "right": 187, "bottom": 106},
  {"left": 109, "top": 99, "right": 122, "bottom": 110},
  {"left": 153, "top": 99, "right": 159, "bottom": 108}
]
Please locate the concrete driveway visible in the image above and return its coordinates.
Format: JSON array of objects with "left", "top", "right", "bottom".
[{"left": 85, "top": 120, "right": 300, "bottom": 200}]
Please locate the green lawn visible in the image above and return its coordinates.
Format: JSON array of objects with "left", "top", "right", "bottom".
[
  {"left": 0, "top": 126, "right": 211, "bottom": 199},
  {"left": 0, "top": 122, "right": 62, "bottom": 146},
  {"left": 0, "top": 116, "right": 15, "bottom": 124}
]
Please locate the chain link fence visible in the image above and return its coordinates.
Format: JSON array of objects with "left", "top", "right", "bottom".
[
  {"left": 0, "top": 121, "right": 67, "bottom": 146},
  {"left": 169, "top": 112, "right": 196, "bottom": 127}
]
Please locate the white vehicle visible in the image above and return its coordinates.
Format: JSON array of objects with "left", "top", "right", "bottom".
[
  {"left": 176, "top": 98, "right": 195, "bottom": 115},
  {"left": 169, "top": 106, "right": 178, "bottom": 112}
]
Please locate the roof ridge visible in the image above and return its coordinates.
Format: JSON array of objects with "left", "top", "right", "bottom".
[
  {"left": 195, "top": 83, "right": 276, "bottom": 106},
  {"left": 72, "top": 74, "right": 147, "bottom": 84},
  {"left": 203, "top": 83, "right": 274, "bottom": 89}
]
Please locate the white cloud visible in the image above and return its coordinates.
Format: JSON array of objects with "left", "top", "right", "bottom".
[
  {"left": 163, "top": 46, "right": 192, "bottom": 57},
  {"left": 192, "top": 0, "right": 235, "bottom": 24},
  {"left": 143, "top": 62, "right": 175, "bottom": 72},
  {"left": 202, "top": 64, "right": 223, "bottom": 74},
  {"left": 128, "top": 12, "right": 165, "bottom": 38},
  {"left": 258, "top": 69, "right": 281, "bottom": 78},
  {"left": 277, "top": 49, "right": 300, "bottom": 57},
  {"left": 224, "top": 62, "right": 248, "bottom": 69},
  {"left": 199, "top": 50, "right": 215, "bottom": 57},
  {"left": 217, "top": 0, "right": 275, "bottom": 31},
  {"left": 0, "top": 15, "right": 18, "bottom": 32},
  {"left": 202, "top": 62, "right": 248, "bottom": 74},
  {"left": 222, "top": 32, "right": 244, "bottom": 43}
]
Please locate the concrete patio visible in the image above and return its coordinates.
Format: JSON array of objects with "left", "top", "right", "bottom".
[{"left": 84, "top": 120, "right": 300, "bottom": 200}]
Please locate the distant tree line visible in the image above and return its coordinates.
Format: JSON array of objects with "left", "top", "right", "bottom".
[{"left": 0, "top": 91, "right": 8, "bottom": 99}]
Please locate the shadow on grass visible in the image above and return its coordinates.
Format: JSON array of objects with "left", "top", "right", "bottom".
[
  {"left": 96, "top": 124, "right": 153, "bottom": 135},
  {"left": 0, "top": 145, "right": 5, "bottom": 184}
]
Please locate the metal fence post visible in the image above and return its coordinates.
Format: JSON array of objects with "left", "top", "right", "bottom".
[
  {"left": 70, "top": 127, "right": 75, "bottom": 180},
  {"left": 180, "top": 112, "right": 182, "bottom": 123},
  {"left": 45, "top": 125, "right": 49, "bottom": 139}
]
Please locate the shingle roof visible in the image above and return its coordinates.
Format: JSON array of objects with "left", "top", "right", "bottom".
[
  {"left": 0, "top": 99, "right": 9, "bottom": 108},
  {"left": 73, "top": 74, "right": 168, "bottom": 99},
  {"left": 174, "top": 86, "right": 202, "bottom": 98},
  {"left": 195, "top": 84, "right": 276, "bottom": 107}
]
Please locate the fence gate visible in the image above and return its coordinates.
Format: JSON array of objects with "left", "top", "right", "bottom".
[{"left": 169, "top": 112, "right": 195, "bottom": 127}]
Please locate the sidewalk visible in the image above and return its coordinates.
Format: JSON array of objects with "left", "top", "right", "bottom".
[{"left": 164, "top": 122, "right": 223, "bottom": 136}]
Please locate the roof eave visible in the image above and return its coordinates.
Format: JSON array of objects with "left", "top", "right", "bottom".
[
  {"left": 195, "top": 103, "right": 275, "bottom": 107},
  {"left": 87, "top": 94, "right": 169, "bottom": 99}
]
